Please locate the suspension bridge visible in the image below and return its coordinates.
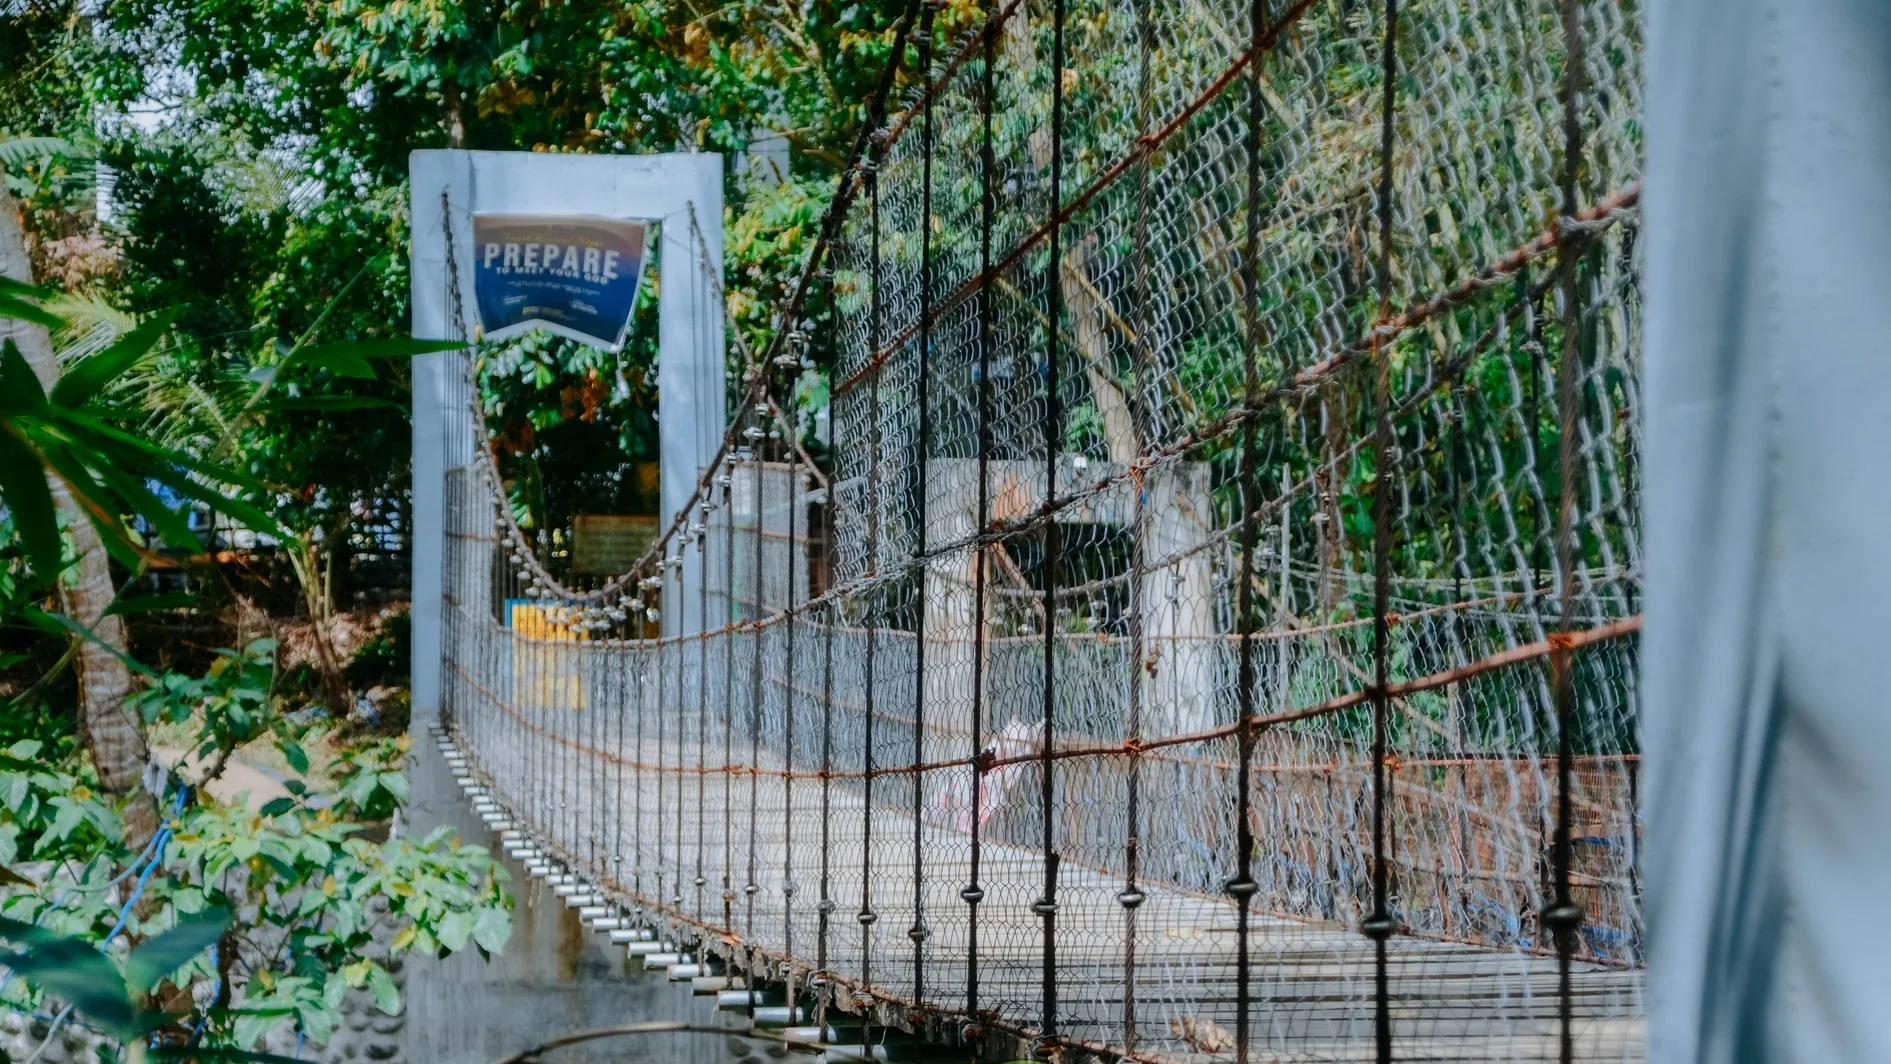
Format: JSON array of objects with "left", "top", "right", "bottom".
[{"left": 416, "top": 0, "right": 1647, "bottom": 1059}]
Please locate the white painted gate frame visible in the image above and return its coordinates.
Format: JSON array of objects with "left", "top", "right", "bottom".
[{"left": 408, "top": 150, "right": 725, "bottom": 722}]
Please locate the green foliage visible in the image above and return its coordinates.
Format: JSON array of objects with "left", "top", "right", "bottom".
[
  {"left": 329, "top": 737, "right": 410, "bottom": 822},
  {"left": 0, "top": 284, "right": 282, "bottom": 583},
  {"left": 133, "top": 638, "right": 286, "bottom": 768},
  {"left": 343, "top": 609, "right": 409, "bottom": 691},
  {"left": 0, "top": 739, "right": 118, "bottom": 866},
  {"left": 0, "top": 909, "right": 229, "bottom": 1044},
  {"left": 0, "top": 714, "right": 509, "bottom": 1053},
  {"left": 162, "top": 801, "right": 508, "bottom": 1047}
]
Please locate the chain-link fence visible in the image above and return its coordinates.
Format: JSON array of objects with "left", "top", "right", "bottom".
[{"left": 437, "top": 0, "right": 1645, "bottom": 1059}]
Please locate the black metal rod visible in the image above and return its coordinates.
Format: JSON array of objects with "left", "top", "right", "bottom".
[
  {"left": 1120, "top": 0, "right": 1156, "bottom": 1048},
  {"left": 1550, "top": 1, "right": 1590, "bottom": 1060},
  {"left": 859, "top": 161, "right": 883, "bottom": 1033},
  {"left": 817, "top": 428, "right": 837, "bottom": 1005},
  {"left": 1367, "top": 2, "right": 1402, "bottom": 1063},
  {"left": 723, "top": 445, "right": 738, "bottom": 925},
  {"left": 697, "top": 520, "right": 712, "bottom": 916},
  {"left": 1038, "top": 0, "right": 1067, "bottom": 1043},
  {"left": 747, "top": 411, "right": 765, "bottom": 973},
  {"left": 1230, "top": 0, "right": 1270, "bottom": 1056},
  {"left": 965, "top": 0, "right": 998, "bottom": 1033},
  {"left": 782, "top": 423, "right": 798, "bottom": 996},
  {"left": 910, "top": 0, "right": 937, "bottom": 1009}
]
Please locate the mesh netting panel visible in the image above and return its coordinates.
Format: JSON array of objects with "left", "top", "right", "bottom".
[{"left": 437, "top": 0, "right": 1646, "bottom": 1060}]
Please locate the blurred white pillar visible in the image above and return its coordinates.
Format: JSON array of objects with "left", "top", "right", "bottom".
[{"left": 1643, "top": 2, "right": 1891, "bottom": 1059}]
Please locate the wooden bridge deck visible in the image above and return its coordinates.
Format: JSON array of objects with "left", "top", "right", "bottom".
[{"left": 443, "top": 728, "right": 1644, "bottom": 1063}]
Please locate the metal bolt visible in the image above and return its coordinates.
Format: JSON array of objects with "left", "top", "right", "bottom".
[{"left": 1360, "top": 912, "right": 1397, "bottom": 941}]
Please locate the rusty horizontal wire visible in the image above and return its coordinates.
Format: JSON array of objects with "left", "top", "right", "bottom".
[{"left": 451, "top": 613, "right": 1637, "bottom": 783}]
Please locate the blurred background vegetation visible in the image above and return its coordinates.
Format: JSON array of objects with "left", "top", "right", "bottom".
[{"left": 0, "top": 0, "right": 953, "bottom": 1053}]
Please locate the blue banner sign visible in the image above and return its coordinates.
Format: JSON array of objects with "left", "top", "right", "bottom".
[{"left": 472, "top": 213, "right": 648, "bottom": 351}]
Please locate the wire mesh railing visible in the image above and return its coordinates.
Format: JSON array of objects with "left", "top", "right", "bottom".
[{"left": 436, "top": 0, "right": 1645, "bottom": 1059}]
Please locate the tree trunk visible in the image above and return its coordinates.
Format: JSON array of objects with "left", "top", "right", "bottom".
[
  {"left": 293, "top": 533, "right": 353, "bottom": 718},
  {"left": 0, "top": 184, "right": 158, "bottom": 851}
]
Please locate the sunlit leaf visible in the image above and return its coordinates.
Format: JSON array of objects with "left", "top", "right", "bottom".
[
  {"left": 50, "top": 308, "right": 179, "bottom": 409},
  {"left": 126, "top": 908, "right": 230, "bottom": 991}
]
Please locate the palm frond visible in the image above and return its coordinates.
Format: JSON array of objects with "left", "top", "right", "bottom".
[
  {"left": 0, "top": 136, "right": 88, "bottom": 170},
  {"left": 49, "top": 293, "right": 137, "bottom": 364}
]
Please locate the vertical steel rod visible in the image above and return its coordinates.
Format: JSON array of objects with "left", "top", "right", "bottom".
[
  {"left": 1037, "top": 0, "right": 1068, "bottom": 1045},
  {"left": 964, "top": 0, "right": 999, "bottom": 1037},
  {"left": 1120, "top": 0, "right": 1156, "bottom": 1048},
  {"left": 859, "top": 159, "right": 884, "bottom": 1033},
  {"left": 1549, "top": 1, "right": 1590, "bottom": 1060},
  {"left": 1365, "top": 2, "right": 1402, "bottom": 1062},
  {"left": 1230, "top": 0, "right": 1270, "bottom": 1057},
  {"left": 910, "top": 0, "right": 938, "bottom": 1009}
]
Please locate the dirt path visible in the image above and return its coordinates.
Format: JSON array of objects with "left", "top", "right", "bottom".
[{"left": 150, "top": 745, "right": 294, "bottom": 810}]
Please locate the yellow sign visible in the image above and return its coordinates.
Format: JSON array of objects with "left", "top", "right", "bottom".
[
  {"left": 506, "top": 600, "right": 588, "bottom": 710},
  {"left": 571, "top": 514, "right": 658, "bottom": 574}
]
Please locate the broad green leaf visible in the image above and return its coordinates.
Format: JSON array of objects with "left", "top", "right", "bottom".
[
  {"left": 21, "top": 606, "right": 160, "bottom": 678},
  {"left": 229, "top": 1004, "right": 293, "bottom": 1052},
  {"left": 295, "top": 996, "right": 337, "bottom": 1043},
  {"left": 126, "top": 909, "right": 229, "bottom": 991},
  {"left": 292, "top": 337, "right": 464, "bottom": 364},
  {"left": 378, "top": 771, "right": 410, "bottom": 804},
  {"left": 35, "top": 437, "right": 149, "bottom": 568},
  {"left": 277, "top": 739, "right": 309, "bottom": 775},
  {"left": 0, "top": 938, "right": 140, "bottom": 1039},
  {"left": 50, "top": 308, "right": 179, "bottom": 408},
  {"left": 259, "top": 796, "right": 296, "bottom": 818},
  {"left": 366, "top": 963, "right": 400, "bottom": 1015},
  {"left": 303, "top": 351, "right": 376, "bottom": 379},
  {"left": 150, "top": 1048, "right": 311, "bottom": 1064},
  {"left": 45, "top": 798, "right": 84, "bottom": 842},
  {"left": 0, "top": 339, "right": 48, "bottom": 411},
  {"left": 0, "top": 295, "right": 60, "bottom": 330},
  {"left": 471, "top": 906, "right": 512, "bottom": 953},
  {"left": 255, "top": 395, "right": 400, "bottom": 412},
  {"left": 436, "top": 910, "right": 474, "bottom": 951},
  {"left": 0, "top": 420, "right": 62, "bottom": 579},
  {"left": 94, "top": 464, "right": 197, "bottom": 550},
  {"left": 0, "top": 277, "right": 60, "bottom": 331},
  {"left": 55, "top": 408, "right": 269, "bottom": 493}
]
